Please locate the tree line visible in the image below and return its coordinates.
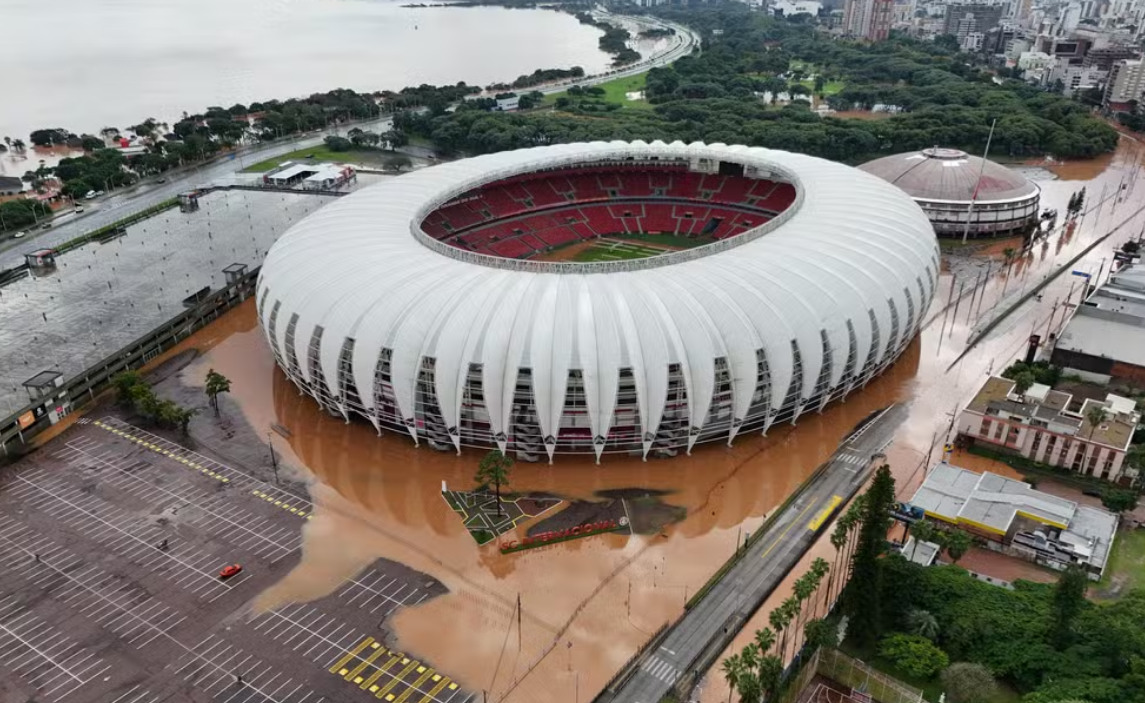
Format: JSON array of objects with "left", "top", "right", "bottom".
[
  {"left": 397, "top": 6, "right": 1116, "bottom": 162},
  {"left": 572, "top": 11, "right": 641, "bottom": 66}
]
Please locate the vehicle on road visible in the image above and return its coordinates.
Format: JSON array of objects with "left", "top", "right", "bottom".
[
  {"left": 13, "top": 231, "right": 27, "bottom": 238},
  {"left": 219, "top": 564, "right": 243, "bottom": 579},
  {"left": 157, "top": 178, "right": 167, "bottom": 184},
  {"left": 40, "top": 222, "right": 51, "bottom": 229},
  {"left": 74, "top": 205, "right": 84, "bottom": 213},
  {"left": 85, "top": 190, "right": 96, "bottom": 199}
]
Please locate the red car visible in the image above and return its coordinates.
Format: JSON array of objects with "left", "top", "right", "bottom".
[{"left": 219, "top": 564, "right": 243, "bottom": 580}]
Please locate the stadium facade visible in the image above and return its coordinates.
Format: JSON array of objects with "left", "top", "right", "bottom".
[
  {"left": 859, "top": 147, "right": 1041, "bottom": 239},
  {"left": 257, "top": 141, "right": 939, "bottom": 462}
]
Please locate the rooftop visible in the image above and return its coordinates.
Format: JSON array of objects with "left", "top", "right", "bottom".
[
  {"left": 910, "top": 463, "right": 1118, "bottom": 571},
  {"left": 1056, "top": 263, "right": 1145, "bottom": 368},
  {"left": 858, "top": 147, "right": 1038, "bottom": 204},
  {"left": 965, "top": 375, "right": 1136, "bottom": 449}
]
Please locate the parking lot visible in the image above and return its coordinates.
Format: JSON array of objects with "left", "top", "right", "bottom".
[{"left": 0, "top": 415, "right": 469, "bottom": 703}]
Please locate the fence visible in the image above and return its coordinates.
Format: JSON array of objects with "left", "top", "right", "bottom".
[
  {"left": 811, "top": 649, "right": 924, "bottom": 703},
  {"left": 0, "top": 269, "right": 260, "bottom": 460}
]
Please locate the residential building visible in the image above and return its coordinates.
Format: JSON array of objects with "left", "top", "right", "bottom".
[
  {"left": 0, "top": 176, "right": 22, "bottom": 196},
  {"left": 956, "top": 375, "right": 1140, "bottom": 483},
  {"left": 1053, "top": 264, "right": 1145, "bottom": 385},
  {"left": 1105, "top": 57, "right": 1145, "bottom": 110},
  {"left": 943, "top": 2, "right": 1004, "bottom": 41},
  {"left": 769, "top": 0, "right": 823, "bottom": 15},
  {"left": 843, "top": 0, "right": 894, "bottom": 40},
  {"left": 1084, "top": 44, "right": 1140, "bottom": 71},
  {"left": 909, "top": 463, "right": 1118, "bottom": 579},
  {"left": 1050, "top": 58, "right": 1108, "bottom": 96}
]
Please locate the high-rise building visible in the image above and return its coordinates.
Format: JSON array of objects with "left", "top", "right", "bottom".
[
  {"left": 943, "top": 3, "right": 1004, "bottom": 40},
  {"left": 1105, "top": 58, "right": 1145, "bottom": 111},
  {"left": 843, "top": 0, "right": 894, "bottom": 40}
]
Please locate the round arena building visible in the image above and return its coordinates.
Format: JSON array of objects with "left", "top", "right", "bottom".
[
  {"left": 257, "top": 141, "right": 939, "bottom": 462},
  {"left": 859, "top": 147, "right": 1040, "bottom": 239}
]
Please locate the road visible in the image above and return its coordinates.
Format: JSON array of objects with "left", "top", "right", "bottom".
[
  {"left": 600, "top": 405, "right": 905, "bottom": 703},
  {"left": 0, "top": 12, "right": 696, "bottom": 269}
]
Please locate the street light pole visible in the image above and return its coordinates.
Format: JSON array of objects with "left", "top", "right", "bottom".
[
  {"left": 267, "top": 431, "right": 280, "bottom": 484},
  {"left": 962, "top": 118, "right": 997, "bottom": 245}
]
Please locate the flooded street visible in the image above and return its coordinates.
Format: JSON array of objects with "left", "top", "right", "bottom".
[{"left": 126, "top": 136, "right": 1145, "bottom": 703}]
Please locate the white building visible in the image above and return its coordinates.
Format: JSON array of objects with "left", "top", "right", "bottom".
[
  {"left": 910, "top": 463, "right": 1119, "bottom": 579},
  {"left": 769, "top": 0, "right": 823, "bottom": 15},
  {"left": 1105, "top": 57, "right": 1145, "bottom": 110}
]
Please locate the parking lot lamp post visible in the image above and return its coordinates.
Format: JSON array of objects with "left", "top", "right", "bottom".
[{"left": 267, "top": 431, "right": 280, "bottom": 484}]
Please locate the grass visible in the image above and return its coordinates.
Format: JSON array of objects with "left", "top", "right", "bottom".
[
  {"left": 838, "top": 640, "right": 1024, "bottom": 703},
  {"left": 545, "top": 71, "right": 653, "bottom": 110},
  {"left": 242, "top": 145, "right": 370, "bottom": 172},
  {"left": 613, "top": 232, "right": 715, "bottom": 248},
  {"left": 1095, "top": 526, "right": 1145, "bottom": 598},
  {"left": 573, "top": 240, "right": 664, "bottom": 262},
  {"left": 799, "top": 78, "right": 845, "bottom": 95}
]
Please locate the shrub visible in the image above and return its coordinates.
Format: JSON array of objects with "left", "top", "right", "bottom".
[
  {"left": 941, "top": 662, "right": 998, "bottom": 703},
  {"left": 878, "top": 633, "right": 949, "bottom": 679}
]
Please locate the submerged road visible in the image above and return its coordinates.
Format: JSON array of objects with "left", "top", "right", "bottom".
[{"left": 599, "top": 405, "right": 905, "bottom": 703}]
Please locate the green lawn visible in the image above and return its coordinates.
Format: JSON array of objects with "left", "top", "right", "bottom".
[
  {"left": 799, "top": 78, "right": 845, "bottom": 95},
  {"left": 242, "top": 144, "right": 369, "bottom": 172},
  {"left": 838, "top": 642, "right": 1022, "bottom": 703},
  {"left": 573, "top": 240, "right": 663, "bottom": 262},
  {"left": 613, "top": 233, "right": 715, "bottom": 248},
  {"left": 545, "top": 71, "right": 653, "bottom": 110},
  {"left": 1095, "top": 526, "right": 1145, "bottom": 599}
]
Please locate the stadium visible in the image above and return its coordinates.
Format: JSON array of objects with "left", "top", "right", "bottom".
[
  {"left": 859, "top": 147, "right": 1041, "bottom": 239},
  {"left": 256, "top": 141, "right": 939, "bottom": 462}
]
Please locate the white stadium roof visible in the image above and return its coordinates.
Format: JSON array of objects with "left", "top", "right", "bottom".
[{"left": 257, "top": 141, "right": 939, "bottom": 461}]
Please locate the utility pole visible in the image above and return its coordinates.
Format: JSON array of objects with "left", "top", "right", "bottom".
[
  {"left": 517, "top": 593, "right": 522, "bottom": 651},
  {"left": 962, "top": 118, "right": 997, "bottom": 245},
  {"left": 267, "top": 431, "right": 280, "bottom": 484}
]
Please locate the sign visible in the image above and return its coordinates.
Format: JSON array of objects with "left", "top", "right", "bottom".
[
  {"left": 17, "top": 411, "right": 35, "bottom": 429},
  {"left": 1071, "top": 270, "right": 1091, "bottom": 278},
  {"left": 500, "top": 517, "right": 628, "bottom": 554}
]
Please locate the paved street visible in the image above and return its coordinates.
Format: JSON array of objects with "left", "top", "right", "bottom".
[{"left": 602, "top": 405, "right": 905, "bottom": 703}]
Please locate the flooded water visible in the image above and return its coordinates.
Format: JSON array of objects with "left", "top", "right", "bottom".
[
  {"left": 0, "top": 0, "right": 638, "bottom": 142},
  {"left": 122, "top": 136, "right": 1145, "bottom": 702}
]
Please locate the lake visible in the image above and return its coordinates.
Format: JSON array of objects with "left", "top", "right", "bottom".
[{"left": 0, "top": 0, "right": 619, "bottom": 141}]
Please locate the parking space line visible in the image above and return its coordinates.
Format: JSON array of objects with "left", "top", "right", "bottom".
[
  {"left": 360, "top": 652, "right": 403, "bottom": 691},
  {"left": 375, "top": 659, "right": 419, "bottom": 700},
  {"left": 58, "top": 441, "right": 299, "bottom": 561},
  {"left": 394, "top": 667, "right": 436, "bottom": 703},
  {"left": 346, "top": 641, "right": 388, "bottom": 682},
  {"left": 0, "top": 598, "right": 109, "bottom": 701},
  {"left": 5, "top": 473, "right": 233, "bottom": 600}
]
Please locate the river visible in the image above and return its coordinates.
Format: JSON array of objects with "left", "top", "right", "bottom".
[{"left": 0, "top": 0, "right": 625, "bottom": 142}]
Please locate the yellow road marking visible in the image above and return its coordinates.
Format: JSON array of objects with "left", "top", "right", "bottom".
[
  {"left": 376, "top": 660, "right": 419, "bottom": 699},
  {"left": 448, "top": 682, "right": 458, "bottom": 690},
  {"left": 807, "top": 496, "right": 843, "bottom": 531},
  {"left": 346, "top": 641, "right": 389, "bottom": 681},
  {"left": 328, "top": 637, "right": 375, "bottom": 674},
  {"left": 360, "top": 652, "right": 402, "bottom": 690},
  {"left": 394, "top": 668, "right": 435, "bottom": 703},
  {"left": 761, "top": 498, "right": 822, "bottom": 561},
  {"left": 418, "top": 677, "right": 451, "bottom": 703}
]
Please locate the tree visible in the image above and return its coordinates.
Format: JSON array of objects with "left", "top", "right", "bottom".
[
  {"left": 941, "top": 662, "right": 999, "bottom": 703},
  {"left": 721, "top": 652, "right": 746, "bottom": 703},
  {"left": 907, "top": 608, "right": 939, "bottom": 641},
  {"left": 99, "top": 126, "right": 120, "bottom": 142},
  {"left": 846, "top": 464, "right": 896, "bottom": 647},
  {"left": 803, "top": 618, "right": 837, "bottom": 653},
  {"left": 768, "top": 606, "right": 787, "bottom": 665},
  {"left": 943, "top": 529, "right": 972, "bottom": 563},
  {"left": 113, "top": 371, "right": 148, "bottom": 408},
  {"left": 878, "top": 633, "right": 949, "bottom": 679},
  {"left": 205, "top": 369, "right": 232, "bottom": 417},
  {"left": 382, "top": 129, "right": 408, "bottom": 151},
  {"left": 384, "top": 154, "right": 413, "bottom": 172},
  {"left": 1012, "top": 370, "right": 1036, "bottom": 399},
  {"left": 1049, "top": 565, "right": 1089, "bottom": 647},
  {"left": 1085, "top": 404, "right": 1109, "bottom": 443},
  {"left": 908, "top": 519, "right": 936, "bottom": 561},
  {"left": 1100, "top": 486, "right": 1138, "bottom": 514},
  {"left": 475, "top": 449, "right": 513, "bottom": 516},
  {"left": 324, "top": 135, "right": 353, "bottom": 152},
  {"left": 1003, "top": 247, "right": 1017, "bottom": 267},
  {"left": 753, "top": 627, "right": 776, "bottom": 659}
]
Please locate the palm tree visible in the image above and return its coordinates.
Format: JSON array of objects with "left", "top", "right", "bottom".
[
  {"left": 753, "top": 627, "right": 776, "bottom": 660},
  {"left": 768, "top": 607, "right": 786, "bottom": 663},
  {"left": 1084, "top": 404, "right": 1109, "bottom": 471},
  {"left": 809, "top": 557, "right": 830, "bottom": 619},
  {"left": 1003, "top": 247, "right": 1017, "bottom": 268},
  {"left": 792, "top": 575, "right": 815, "bottom": 653},
  {"left": 720, "top": 652, "right": 744, "bottom": 703},
  {"left": 828, "top": 523, "right": 848, "bottom": 606},
  {"left": 944, "top": 529, "right": 973, "bottom": 563},
  {"left": 779, "top": 597, "right": 799, "bottom": 661},
  {"left": 907, "top": 608, "right": 939, "bottom": 641}
]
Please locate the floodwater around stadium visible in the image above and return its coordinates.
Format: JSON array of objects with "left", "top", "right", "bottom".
[
  {"left": 69, "top": 136, "right": 1145, "bottom": 703},
  {"left": 0, "top": 0, "right": 659, "bottom": 143}
]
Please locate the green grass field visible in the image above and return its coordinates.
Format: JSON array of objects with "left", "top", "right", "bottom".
[
  {"left": 545, "top": 72, "right": 653, "bottom": 110},
  {"left": 1095, "top": 527, "right": 1145, "bottom": 599},
  {"left": 799, "top": 78, "right": 845, "bottom": 95},
  {"left": 242, "top": 144, "right": 377, "bottom": 172},
  {"left": 617, "top": 232, "right": 715, "bottom": 248},
  {"left": 573, "top": 239, "right": 665, "bottom": 262}
]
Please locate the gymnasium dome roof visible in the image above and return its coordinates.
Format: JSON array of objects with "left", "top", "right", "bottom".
[{"left": 858, "top": 147, "right": 1038, "bottom": 204}]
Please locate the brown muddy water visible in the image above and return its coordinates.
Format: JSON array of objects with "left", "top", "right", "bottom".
[{"left": 139, "top": 137, "right": 1145, "bottom": 703}]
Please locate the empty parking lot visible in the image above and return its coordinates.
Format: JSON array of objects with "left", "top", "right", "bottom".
[{"left": 0, "top": 415, "right": 469, "bottom": 703}]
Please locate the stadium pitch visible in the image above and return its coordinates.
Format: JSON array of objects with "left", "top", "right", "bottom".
[{"left": 568, "top": 234, "right": 715, "bottom": 263}]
